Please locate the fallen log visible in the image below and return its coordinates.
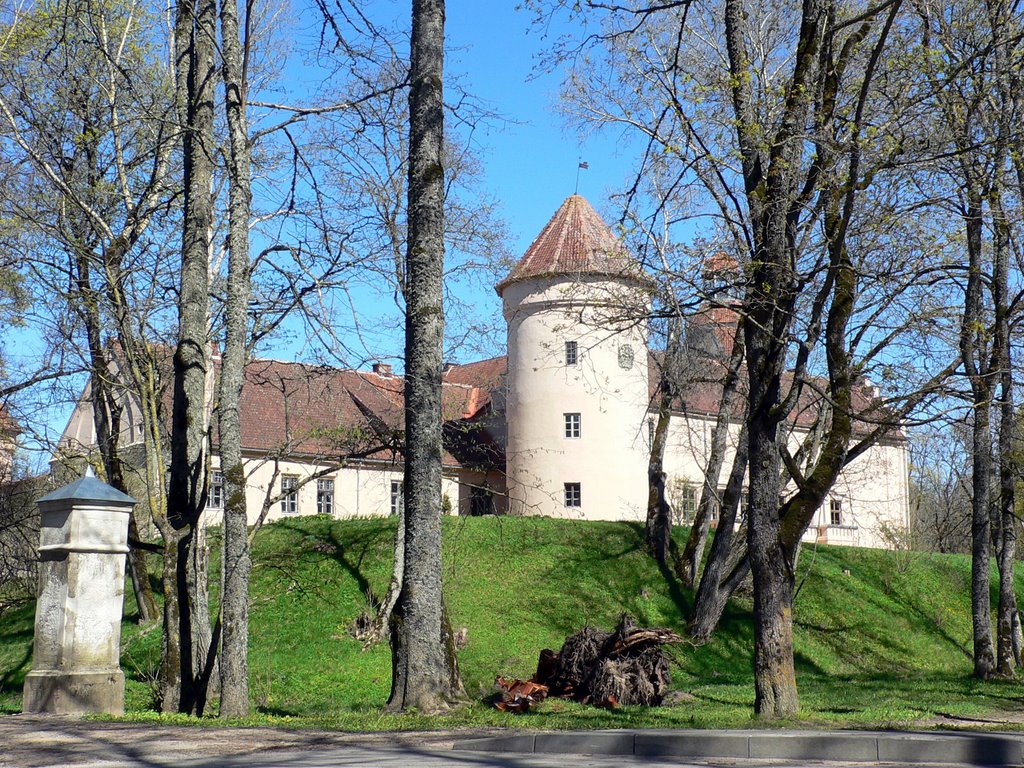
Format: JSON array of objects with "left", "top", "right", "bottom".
[{"left": 493, "top": 614, "right": 684, "bottom": 712}]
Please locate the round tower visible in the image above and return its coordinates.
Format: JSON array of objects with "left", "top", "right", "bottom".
[{"left": 496, "top": 195, "right": 652, "bottom": 520}]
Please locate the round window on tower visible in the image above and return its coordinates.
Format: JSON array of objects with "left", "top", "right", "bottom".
[{"left": 618, "top": 344, "right": 634, "bottom": 370}]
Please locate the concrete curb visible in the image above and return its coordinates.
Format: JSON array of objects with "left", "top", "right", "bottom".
[{"left": 452, "top": 729, "right": 1024, "bottom": 765}]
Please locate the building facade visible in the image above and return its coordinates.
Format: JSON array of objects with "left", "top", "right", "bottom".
[{"left": 56, "top": 195, "right": 909, "bottom": 548}]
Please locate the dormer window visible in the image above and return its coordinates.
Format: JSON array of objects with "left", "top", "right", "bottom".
[{"left": 565, "top": 340, "right": 578, "bottom": 366}]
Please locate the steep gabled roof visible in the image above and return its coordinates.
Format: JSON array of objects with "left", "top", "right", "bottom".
[
  {"left": 496, "top": 195, "right": 648, "bottom": 294},
  {"left": 232, "top": 359, "right": 500, "bottom": 467}
]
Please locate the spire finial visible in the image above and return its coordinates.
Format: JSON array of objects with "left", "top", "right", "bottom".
[{"left": 575, "top": 159, "right": 588, "bottom": 194}]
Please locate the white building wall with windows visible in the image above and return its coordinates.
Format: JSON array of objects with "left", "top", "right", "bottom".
[
  {"left": 652, "top": 410, "right": 909, "bottom": 548},
  {"left": 501, "top": 275, "right": 652, "bottom": 521},
  {"left": 201, "top": 456, "right": 469, "bottom": 526},
  {"left": 53, "top": 194, "right": 909, "bottom": 549}
]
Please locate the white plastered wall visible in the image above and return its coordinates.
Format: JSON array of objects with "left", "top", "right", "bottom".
[
  {"left": 658, "top": 411, "right": 909, "bottom": 549},
  {"left": 502, "top": 276, "right": 651, "bottom": 521},
  {"left": 202, "top": 455, "right": 488, "bottom": 526}
]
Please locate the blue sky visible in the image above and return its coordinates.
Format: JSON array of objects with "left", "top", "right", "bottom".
[
  {"left": 14, "top": 1, "right": 645, "bottom": 466},
  {"left": 442, "top": 2, "right": 637, "bottom": 255},
  {"left": 271, "top": 0, "right": 644, "bottom": 365}
]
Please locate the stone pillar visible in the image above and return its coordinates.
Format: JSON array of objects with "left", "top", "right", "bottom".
[{"left": 22, "top": 467, "right": 135, "bottom": 715}]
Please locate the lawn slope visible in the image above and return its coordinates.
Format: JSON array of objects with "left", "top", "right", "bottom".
[{"left": 1, "top": 515, "right": 1020, "bottom": 728}]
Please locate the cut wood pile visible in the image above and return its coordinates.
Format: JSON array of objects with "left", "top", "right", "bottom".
[{"left": 493, "top": 614, "right": 684, "bottom": 712}]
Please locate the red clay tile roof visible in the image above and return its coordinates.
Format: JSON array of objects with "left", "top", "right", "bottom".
[
  {"left": 0, "top": 405, "right": 20, "bottom": 437},
  {"left": 220, "top": 346, "right": 899, "bottom": 468},
  {"left": 647, "top": 351, "right": 903, "bottom": 441},
  {"left": 232, "top": 359, "right": 499, "bottom": 467},
  {"left": 442, "top": 355, "right": 507, "bottom": 414},
  {"left": 496, "top": 195, "right": 649, "bottom": 295},
  {"left": 703, "top": 251, "right": 740, "bottom": 278}
]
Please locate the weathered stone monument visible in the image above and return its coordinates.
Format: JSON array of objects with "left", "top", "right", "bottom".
[{"left": 22, "top": 467, "right": 135, "bottom": 715}]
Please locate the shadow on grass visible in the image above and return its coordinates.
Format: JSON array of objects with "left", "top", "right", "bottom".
[
  {"left": 0, "top": 643, "right": 31, "bottom": 697},
  {"left": 256, "top": 704, "right": 302, "bottom": 717},
  {"left": 0, "top": 601, "right": 35, "bottom": 701},
  {"left": 266, "top": 518, "right": 393, "bottom": 606}
]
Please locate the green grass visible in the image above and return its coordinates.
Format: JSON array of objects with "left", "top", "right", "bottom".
[{"left": 2, "top": 515, "right": 1023, "bottom": 730}]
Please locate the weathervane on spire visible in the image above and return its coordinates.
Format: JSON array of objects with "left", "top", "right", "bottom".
[{"left": 574, "top": 159, "right": 589, "bottom": 194}]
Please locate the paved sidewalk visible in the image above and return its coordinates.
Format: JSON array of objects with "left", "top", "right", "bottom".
[{"left": 2, "top": 714, "right": 1022, "bottom": 767}]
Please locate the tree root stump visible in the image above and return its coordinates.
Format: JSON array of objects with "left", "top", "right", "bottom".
[{"left": 493, "top": 614, "right": 683, "bottom": 711}]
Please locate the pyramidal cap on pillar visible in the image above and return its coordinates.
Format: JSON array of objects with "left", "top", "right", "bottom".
[
  {"left": 37, "top": 465, "right": 135, "bottom": 506},
  {"left": 36, "top": 466, "right": 135, "bottom": 554}
]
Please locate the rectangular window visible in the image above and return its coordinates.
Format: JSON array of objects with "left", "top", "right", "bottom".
[
  {"left": 210, "top": 471, "right": 224, "bottom": 509},
  {"left": 281, "top": 475, "right": 298, "bottom": 514},
  {"left": 317, "top": 478, "right": 334, "bottom": 516},
  {"left": 390, "top": 480, "right": 404, "bottom": 516},
  {"left": 681, "top": 485, "right": 696, "bottom": 522},
  {"left": 564, "top": 482, "right": 582, "bottom": 508},
  {"left": 564, "top": 412, "right": 581, "bottom": 439},
  {"left": 830, "top": 498, "right": 843, "bottom": 526},
  {"left": 565, "top": 340, "right": 578, "bottom": 366},
  {"left": 708, "top": 490, "right": 721, "bottom": 523}
]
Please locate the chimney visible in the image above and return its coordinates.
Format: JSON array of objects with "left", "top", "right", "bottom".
[{"left": 372, "top": 362, "right": 392, "bottom": 376}]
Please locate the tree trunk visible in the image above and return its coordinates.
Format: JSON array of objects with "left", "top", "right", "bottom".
[
  {"left": 126, "top": 514, "right": 159, "bottom": 624},
  {"left": 991, "top": 194, "right": 1016, "bottom": 677},
  {"left": 961, "top": 207, "right": 996, "bottom": 680},
  {"left": 646, "top": 316, "right": 681, "bottom": 565},
  {"left": 746, "top": 380, "right": 798, "bottom": 718},
  {"left": 217, "top": 0, "right": 254, "bottom": 719},
  {"left": 689, "top": 424, "right": 749, "bottom": 642},
  {"left": 361, "top": 504, "right": 405, "bottom": 646},
  {"left": 157, "top": 522, "right": 183, "bottom": 712},
  {"left": 178, "top": 527, "right": 215, "bottom": 714},
  {"left": 680, "top": 319, "right": 745, "bottom": 587},
  {"left": 168, "top": 0, "right": 217, "bottom": 714},
  {"left": 386, "top": 0, "right": 464, "bottom": 713}
]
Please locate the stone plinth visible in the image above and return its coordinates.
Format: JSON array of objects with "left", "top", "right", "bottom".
[{"left": 23, "top": 468, "right": 134, "bottom": 716}]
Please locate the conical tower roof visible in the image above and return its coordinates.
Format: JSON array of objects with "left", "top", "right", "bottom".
[{"left": 496, "top": 195, "right": 646, "bottom": 295}]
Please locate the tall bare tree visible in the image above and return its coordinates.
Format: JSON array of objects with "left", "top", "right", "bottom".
[
  {"left": 165, "top": 0, "right": 218, "bottom": 715},
  {"left": 541, "top": 0, "right": 964, "bottom": 717},
  {"left": 918, "top": 0, "right": 1024, "bottom": 679},
  {"left": 0, "top": 0, "right": 182, "bottom": 626},
  {"left": 386, "top": 0, "right": 465, "bottom": 713},
  {"left": 217, "top": 0, "right": 255, "bottom": 718}
]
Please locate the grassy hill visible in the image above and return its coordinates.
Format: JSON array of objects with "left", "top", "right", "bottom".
[{"left": 1, "top": 515, "right": 1021, "bottom": 729}]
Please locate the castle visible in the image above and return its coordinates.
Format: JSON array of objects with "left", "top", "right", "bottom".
[{"left": 57, "top": 195, "right": 910, "bottom": 547}]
